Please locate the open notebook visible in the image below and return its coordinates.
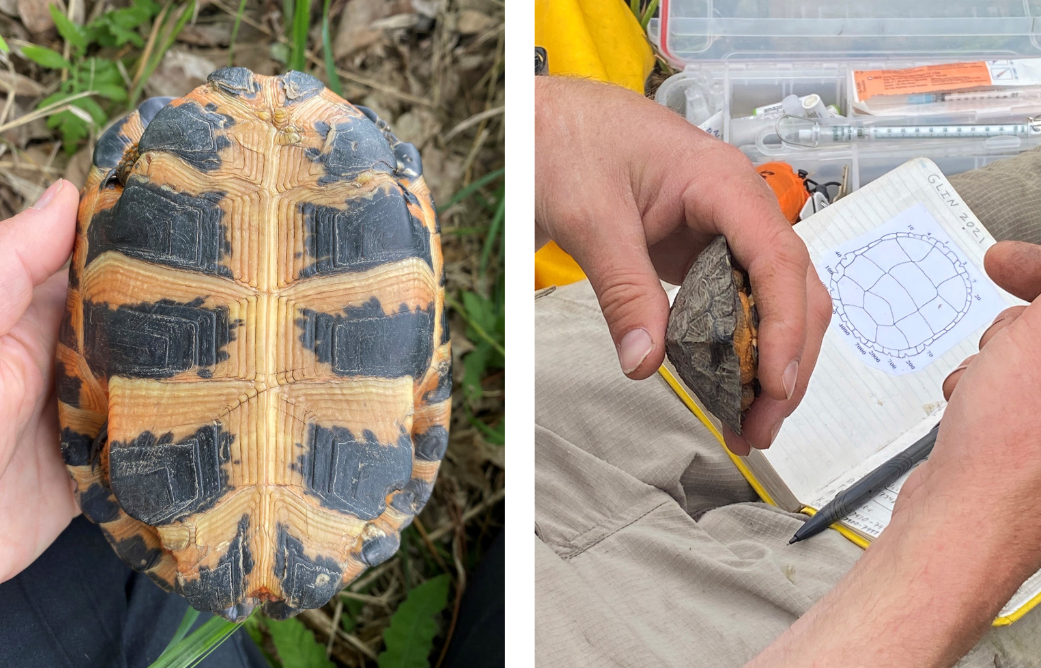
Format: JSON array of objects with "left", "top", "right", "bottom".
[{"left": 663, "top": 158, "right": 1041, "bottom": 625}]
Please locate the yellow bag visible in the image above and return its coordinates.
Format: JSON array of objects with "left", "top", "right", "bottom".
[{"left": 534, "top": 0, "right": 654, "bottom": 289}]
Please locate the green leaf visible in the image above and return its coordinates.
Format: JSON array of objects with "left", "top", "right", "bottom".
[
  {"left": 21, "top": 44, "right": 71, "bottom": 69},
  {"left": 0, "top": 35, "right": 9, "bottom": 53},
  {"left": 93, "top": 83, "right": 128, "bottom": 101},
  {"left": 148, "top": 615, "right": 244, "bottom": 668},
  {"left": 265, "top": 617, "right": 335, "bottom": 668},
  {"left": 378, "top": 574, "right": 451, "bottom": 668},
  {"left": 50, "top": 4, "right": 87, "bottom": 51},
  {"left": 72, "top": 95, "right": 107, "bottom": 124}
]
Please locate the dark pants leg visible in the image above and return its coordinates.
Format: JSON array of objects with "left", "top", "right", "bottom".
[{"left": 0, "top": 516, "right": 267, "bottom": 668}]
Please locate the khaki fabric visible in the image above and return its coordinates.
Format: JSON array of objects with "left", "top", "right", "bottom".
[{"left": 535, "top": 150, "right": 1041, "bottom": 667}]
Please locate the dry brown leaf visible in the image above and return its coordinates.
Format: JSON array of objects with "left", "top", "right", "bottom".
[
  {"left": 332, "top": 0, "right": 410, "bottom": 59},
  {"left": 144, "top": 49, "right": 218, "bottom": 98},
  {"left": 177, "top": 22, "right": 232, "bottom": 47},
  {"left": 63, "top": 147, "right": 91, "bottom": 190},
  {"left": 17, "top": 0, "right": 58, "bottom": 33},
  {"left": 455, "top": 9, "right": 495, "bottom": 36},
  {"left": 0, "top": 70, "right": 44, "bottom": 96}
]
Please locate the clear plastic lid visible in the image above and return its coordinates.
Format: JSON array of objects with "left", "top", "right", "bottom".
[{"left": 650, "top": 0, "right": 1041, "bottom": 66}]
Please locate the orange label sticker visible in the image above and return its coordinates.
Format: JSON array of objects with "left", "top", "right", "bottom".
[{"left": 854, "top": 62, "right": 993, "bottom": 101}]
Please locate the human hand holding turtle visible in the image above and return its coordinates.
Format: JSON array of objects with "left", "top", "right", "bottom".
[
  {"left": 0, "top": 179, "right": 81, "bottom": 583},
  {"left": 534, "top": 77, "right": 832, "bottom": 453}
]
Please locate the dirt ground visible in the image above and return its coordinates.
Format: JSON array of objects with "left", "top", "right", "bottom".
[{"left": 0, "top": 0, "right": 504, "bottom": 664}]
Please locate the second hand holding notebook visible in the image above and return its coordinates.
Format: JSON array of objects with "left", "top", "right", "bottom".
[{"left": 662, "top": 157, "right": 1040, "bottom": 624}]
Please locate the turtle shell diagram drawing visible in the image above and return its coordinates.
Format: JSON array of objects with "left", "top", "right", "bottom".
[{"left": 55, "top": 67, "right": 452, "bottom": 621}]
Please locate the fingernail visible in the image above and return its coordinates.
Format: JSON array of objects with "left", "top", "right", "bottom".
[
  {"left": 769, "top": 421, "right": 782, "bottom": 445},
  {"left": 618, "top": 328, "right": 653, "bottom": 375},
  {"left": 781, "top": 360, "right": 799, "bottom": 400},
  {"left": 30, "top": 180, "right": 63, "bottom": 210}
]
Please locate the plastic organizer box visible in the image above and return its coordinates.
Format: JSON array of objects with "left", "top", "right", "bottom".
[{"left": 650, "top": 0, "right": 1041, "bottom": 192}]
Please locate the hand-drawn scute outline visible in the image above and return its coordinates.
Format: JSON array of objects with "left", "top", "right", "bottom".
[{"left": 830, "top": 232, "right": 972, "bottom": 358}]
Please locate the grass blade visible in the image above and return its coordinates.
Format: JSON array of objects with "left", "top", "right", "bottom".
[
  {"left": 148, "top": 614, "right": 245, "bottom": 668},
  {"left": 162, "top": 608, "right": 201, "bottom": 654},
  {"left": 227, "top": 0, "right": 248, "bottom": 66},
  {"left": 444, "top": 293, "right": 504, "bottom": 357},
  {"left": 479, "top": 185, "right": 504, "bottom": 272},
  {"left": 437, "top": 168, "right": 504, "bottom": 212},
  {"left": 320, "top": 0, "right": 342, "bottom": 94},
  {"left": 640, "top": 0, "right": 659, "bottom": 30},
  {"left": 289, "top": 0, "right": 310, "bottom": 71},
  {"left": 129, "top": 0, "right": 195, "bottom": 107}
]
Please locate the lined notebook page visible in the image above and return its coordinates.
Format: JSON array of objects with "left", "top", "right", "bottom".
[{"left": 767, "top": 158, "right": 1018, "bottom": 503}]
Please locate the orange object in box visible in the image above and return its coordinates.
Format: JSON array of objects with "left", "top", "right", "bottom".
[{"left": 756, "top": 162, "right": 809, "bottom": 224}]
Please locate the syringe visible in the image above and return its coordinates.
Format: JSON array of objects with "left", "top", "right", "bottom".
[{"left": 776, "top": 115, "right": 1041, "bottom": 148}]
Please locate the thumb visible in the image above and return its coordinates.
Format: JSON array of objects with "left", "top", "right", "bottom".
[
  {"left": 0, "top": 180, "right": 78, "bottom": 337},
  {"left": 559, "top": 210, "right": 670, "bottom": 380}
]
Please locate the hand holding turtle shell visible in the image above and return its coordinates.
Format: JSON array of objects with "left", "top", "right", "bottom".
[
  {"left": 535, "top": 77, "right": 832, "bottom": 452},
  {"left": 0, "top": 180, "right": 81, "bottom": 583}
]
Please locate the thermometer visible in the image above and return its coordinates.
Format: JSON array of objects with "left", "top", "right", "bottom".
[{"left": 776, "top": 115, "right": 1041, "bottom": 148}]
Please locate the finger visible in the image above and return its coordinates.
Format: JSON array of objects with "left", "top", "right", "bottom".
[
  {"left": 721, "top": 424, "right": 750, "bottom": 457},
  {"left": 557, "top": 203, "right": 670, "bottom": 380},
  {"left": 942, "top": 355, "right": 976, "bottom": 401},
  {"left": 979, "top": 306, "right": 1026, "bottom": 349},
  {"left": 682, "top": 143, "right": 811, "bottom": 403},
  {"left": 984, "top": 241, "right": 1041, "bottom": 302},
  {"left": 0, "top": 180, "right": 77, "bottom": 336},
  {"left": 741, "top": 265, "right": 832, "bottom": 449}
]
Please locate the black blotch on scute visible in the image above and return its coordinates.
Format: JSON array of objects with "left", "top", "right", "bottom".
[
  {"left": 108, "top": 425, "right": 233, "bottom": 525},
  {"left": 137, "top": 101, "right": 234, "bottom": 172},
  {"left": 59, "top": 309, "right": 78, "bottom": 351},
  {"left": 55, "top": 361, "right": 81, "bottom": 408},
  {"left": 179, "top": 514, "right": 253, "bottom": 614},
  {"left": 138, "top": 96, "right": 174, "bottom": 125},
  {"left": 423, "top": 360, "right": 452, "bottom": 404},
  {"left": 79, "top": 483, "right": 120, "bottom": 523},
  {"left": 413, "top": 425, "right": 449, "bottom": 462},
  {"left": 304, "top": 114, "right": 397, "bottom": 184},
  {"left": 93, "top": 116, "right": 131, "bottom": 169},
  {"left": 280, "top": 71, "right": 324, "bottom": 103},
  {"left": 60, "top": 428, "right": 93, "bottom": 467},
  {"left": 207, "top": 67, "right": 259, "bottom": 98},
  {"left": 296, "top": 298, "right": 434, "bottom": 379},
  {"left": 82, "top": 298, "right": 236, "bottom": 380},
  {"left": 274, "top": 524, "right": 342, "bottom": 611},
  {"left": 67, "top": 260, "right": 80, "bottom": 289},
  {"left": 296, "top": 424, "right": 412, "bottom": 519},
  {"left": 263, "top": 601, "right": 298, "bottom": 620},
  {"left": 110, "top": 533, "right": 162, "bottom": 571},
  {"left": 360, "top": 531, "right": 400, "bottom": 567},
  {"left": 353, "top": 105, "right": 424, "bottom": 182},
  {"left": 86, "top": 177, "right": 230, "bottom": 277},
  {"left": 439, "top": 301, "right": 450, "bottom": 345},
  {"left": 298, "top": 187, "right": 432, "bottom": 278},
  {"left": 314, "top": 120, "right": 330, "bottom": 139},
  {"left": 389, "top": 478, "right": 434, "bottom": 516}
]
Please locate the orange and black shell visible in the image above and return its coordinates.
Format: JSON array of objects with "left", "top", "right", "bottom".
[{"left": 55, "top": 68, "right": 451, "bottom": 621}]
